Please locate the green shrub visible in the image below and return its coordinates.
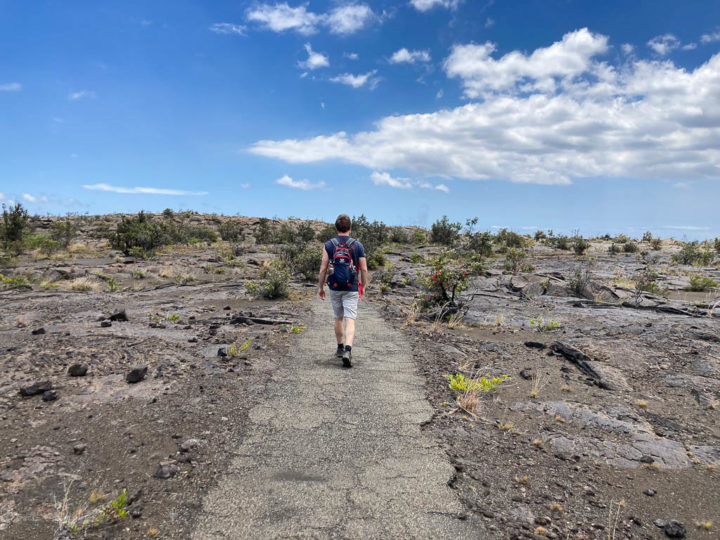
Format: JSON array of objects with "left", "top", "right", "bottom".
[
  {"left": 366, "top": 251, "right": 387, "bottom": 270},
  {"left": 162, "top": 208, "right": 175, "bottom": 219},
  {"left": 184, "top": 226, "right": 218, "bottom": 244},
  {"left": 503, "top": 248, "right": 527, "bottom": 273},
  {"left": 1, "top": 203, "right": 29, "bottom": 253},
  {"left": 672, "top": 243, "right": 715, "bottom": 266},
  {"left": 554, "top": 235, "right": 570, "bottom": 250},
  {"left": 534, "top": 230, "right": 547, "bottom": 240},
  {"left": 650, "top": 238, "right": 662, "bottom": 251},
  {"left": 255, "top": 218, "right": 275, "bottom": 244},
  {"left": 352, "top": 215, "right": 388, "bottom": 253},
  {"left": 623, "top": 241, "right": 639, "bottom": 253},
  {"left": 494, "top": 228, "right": 526, "bottom": 249},
  {"left": 280, "top": 243, "right": 322, "bottom": 280},
  {"left": 468, "top": 231, "right": 493, "bottom": 257},
  {"left": 318, "top": 224, "right": 338, "bottom": 242},
  {"left": 109, "top": 211, "right": 179, "bottom": 256},
  {"left": 50, "top": 217, "right": 79, "bottom": 247},
  {"left": 614, "top": 234, "right": 629, "bottom": 244},
  {"left": 572, "top": 235, "right": 589, "bottom": 255},
  {"left": 0, "top": 273, "right": 31, "bottom": 289},
  {"left": 412, "top": 228, "right": 427, "bottom": 244},
  {"left": 446, "top": 373, "right": 509, "bottom": 392},
  {"left": 296, "top": 222, "right": 315, "bottom": 243},
  {"left": 642, "top": 231, "right": 653, "bottom": 242},
  {"left": 389, "top": 227, "right": 409, "bottom": 244},
  {"left": 419, "top": 251, "right": 469, "bottom": 309},
  {"left": 685, "top": 275, "right": 718, "bottom": 291},
  {"left": 218, "top": 220, "right": 244, "bottom": 242},
  {"left": 245, "top": 263, "right": 290, "bottom": 299},
  {"left": 714, "top": 237, "right": 720, "bottom": 254},
  {"left": 608, "top": 243, "right": 621, "bottom": 255},
  {"left": 635, "top": 268, "right": 666, "bottom": 295},
  {"left": 430, "top": 216, "right": 461, "bottom": 246},
  {"left": 26, "top": 234, "right": 61, "bottom": 255},
  {"left": 275, "top": 224, "right": 295, "bottom": 244},
  {"left": 410, "top": 252, "right": 424, "bottom": 263}
]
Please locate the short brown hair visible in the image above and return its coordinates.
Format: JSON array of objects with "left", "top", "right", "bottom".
[{"left": 335, "top": 214, "right": 351, "bottom": 233}]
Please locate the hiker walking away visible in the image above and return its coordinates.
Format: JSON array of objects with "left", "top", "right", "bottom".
[{"left": 317, "top": 214, "right": 368, "bottom": 368}]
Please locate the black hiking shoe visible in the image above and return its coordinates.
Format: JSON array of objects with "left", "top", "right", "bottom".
[
  {"left": 342, "top": 349, "right": 352, "bottom": 368},
  {"left": 336, "top": 345, "right": 344, "bottom": 358}
]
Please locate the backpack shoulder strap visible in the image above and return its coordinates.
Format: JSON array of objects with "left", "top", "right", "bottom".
[{"left": 330, "top": 238, "right": 339, "bottom": 247}]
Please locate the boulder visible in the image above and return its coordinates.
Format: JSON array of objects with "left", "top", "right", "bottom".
[
  {"left": 19, "top": 380, "right": 52, "bottom": 397},
  {"left": 126, "top": 367, "right": 148, "bottom": 384}
]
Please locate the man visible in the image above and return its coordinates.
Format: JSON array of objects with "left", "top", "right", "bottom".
[{"left": 317, "top": 214, "right": 368, "bottom": 368}]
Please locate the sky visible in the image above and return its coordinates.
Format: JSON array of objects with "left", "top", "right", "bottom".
[{"left": 1, "top": 0, "right": 720, "bottom": 239}]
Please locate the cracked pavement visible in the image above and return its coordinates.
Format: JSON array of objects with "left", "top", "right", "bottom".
[{"left": 192, "top": 298, "right": 484, "bottom": 539}]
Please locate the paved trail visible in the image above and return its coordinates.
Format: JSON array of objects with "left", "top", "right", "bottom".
[{"left": 193, "top": 298, "right": 481, "bottom": 539}]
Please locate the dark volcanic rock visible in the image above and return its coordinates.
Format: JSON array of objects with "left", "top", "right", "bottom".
[
  {"left": 217, "top": 347, "right": 228, "bottom": 357},
  {"left": 109, "top": 309, "right": 128, "bottom": 322},
  {"left": 100, "top": 320, "right": 112, "bottom": 328},
  {"left": 73, "top": 442, "right": 87, "bottom": 455},
  {"left": 68, "top": 364, "right": 88, "bottom": 377},
  {"left": 19, "top": 380, "right": 52, "bottom": 396},
  {"left": 42, "top": 390, "right": 58, "bottom": 402},
  {"left": 524, "top": 341, "right": 546, "bottom": 349},
  {"left": 31, "top": 327, "right": 46, "bottom": 335},
  {"left": 126, "top": 367, "right": 148, "bottom": 384},
  {"left": 663, "top": 520, "right": 686, "bottom": 538}
]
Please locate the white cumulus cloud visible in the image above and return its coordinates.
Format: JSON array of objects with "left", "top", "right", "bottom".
[
  {"left": 445, "top": 28, "right": 609, "bottom": 98},
  {"left": 647, "top": 34, "right": 680, "bottom": 56},
  {"left": 250, "top": 31, "right": 720, "bottom": 186},
  {"left": 275, "top": 175, "right": 325, "bottom": 190},
  {"left": 22, "top": 193, "right": 37, "bottom": 203},
  {"left": 299, "top": 43, "right": 329, "bottom": 70},
  {"left": 0, "top": 82, "right": 21, "bottom": 91},
  {"left": 246, "top": 2, "right": 375, "bottom": 35},
  {"left": 83, "top": 183, "right": 208, "bottom": 195},
  {"left": 410, "top": 0, "right": 461, "bottom": 11},
  {"left": 209, "top": 23, "right": 246, "bottom": 35},
  {"left": 326, "top": 4, "right": 374, "bottom": 35},
  {"left": 330, "top": 70, "right": 378, "bottom": 89},
  {"left": 701, "top": 29, "right": 720, "bottom": 44},
  {"left": 389, "top": 48, "right": 431, "bottom": 64}
]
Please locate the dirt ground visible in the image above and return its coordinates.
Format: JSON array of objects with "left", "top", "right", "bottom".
[
  {"left": 1, "top": 215, "right": 719, "bottom": 539},
  {"left": 376, "top": 243, "right": 720, "bottom": 539}
]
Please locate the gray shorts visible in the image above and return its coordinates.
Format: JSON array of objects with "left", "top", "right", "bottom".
[{"left": 329, "top": 291, "right": 359, "bottom": 320}]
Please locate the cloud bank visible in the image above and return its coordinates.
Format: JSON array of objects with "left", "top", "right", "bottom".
[
  {"left": 250, "top": 29, "right": 720, "bottom": 185},
  {"left": 246, "top": 3, "right": 375, "bottom": 35},
  {"left": 83, "top": 183, "right": 208, "bottom": 195}
]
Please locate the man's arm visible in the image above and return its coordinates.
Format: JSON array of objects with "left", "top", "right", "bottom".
[
  {"left": 317, "top": 248, "right": 329, "bottom": 300},
  {"left": 358, "top": 256, "right": 368, "bottom": 290}
]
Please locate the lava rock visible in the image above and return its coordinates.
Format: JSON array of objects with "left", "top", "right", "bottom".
[
  {"left": 154, "top": 463, "right": 179, "bottom": 479},
  {"left": 217, "top": 347, "right": 228, "bottom": 357},
  {"left": 109, "top": 309, "right": 128, "bottom": 322},
  {"left": 180, "top": 438, "right": 201, "bottom": 453},
  {"left": 644, "top": 489, "right": 657, "bottom": 496},
  {"left": 130, "top": 504, "right": 144, "bottom": 519},
  {"left": 42, "top": 390, "right": 58, "bottom": 402},
  {"left": 31, "top": 328, "right": 46, "bottom": 335},
  {"left": 100, "top": 320, "right": 112, "bottom": 328},
  {"left": 519, "top": 368, "right": 534, "bottom": 380},
  {"left": 524, "top": 341, "right": 546, "bottom": 349},
  {"left": 188, "top": 337, "right": 198, "bottom": 343},
  {"left": 19, "top": 380, "right": 52, "bottom": 397},
  {"left": 68, "top": 364, "right": 88, "bottom": 377},
  {"left": 664, "top": 521, "right": 686, "bottom": 538},
  {"left": 126, "top": 367, "right": 148, "bottom": 384},
  {"left": 73, "top": 443, "right": 87, "bottom": 455}
]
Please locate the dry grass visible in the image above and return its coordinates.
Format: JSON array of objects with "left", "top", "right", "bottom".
[
  {"left": 64, "top": 277, "right": 102, "bottom": 292},
  {"left": 530, "top": 371, "right": 548, "bottom": 398},
  {"left": 456, "top": 391, "right": 480, "bottom": 417},
  {"left": 400, "top": 302, "right": 421, "bottom": 330}
]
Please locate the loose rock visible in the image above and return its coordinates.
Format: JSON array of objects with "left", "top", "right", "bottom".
[
  {"left": 31, "top": 328, "right": 46, "bottom": 335},
  {"left": 73, "top": 443, "right": 87, "bottom": 455},
  {"left": 126, "top": 367, "right": 148, "bottom": 384},
  {"left": 68, "top": 364, "right": 88, "bottom": 377},
  {"left": 663, "top": 520, "right": 686, "bottom": 538},
  {"left": 109, "top": 309, "right": 128, "bottom": 322},
  {"left": 42, "top": 390, "right": 58, "bottom": 402},
  {"left": 19, "top": 380, "right": 52, "bottom": 397},
  {"left": 154, "top": 463, "right": 179, "bottom": 479}
]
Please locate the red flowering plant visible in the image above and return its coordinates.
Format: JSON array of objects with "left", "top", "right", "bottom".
[{"left": 418, "top": 251, "right": 469, "bottom": 311}]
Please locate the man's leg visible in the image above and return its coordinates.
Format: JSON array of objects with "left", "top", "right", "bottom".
[
  {"left": 344, "top": 318, "right": 356, "bottom": 347},
  {"left": 334, "top": 317, "right": 344, "bottom": 345}
]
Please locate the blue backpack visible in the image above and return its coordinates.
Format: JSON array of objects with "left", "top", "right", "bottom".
[{"left": 328, "top": 238, "right": 357, "bottom": 291}]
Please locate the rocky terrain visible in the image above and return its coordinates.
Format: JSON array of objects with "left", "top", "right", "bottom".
[{"left": 1, "top": 213, "right": 718, "bottom": 539}]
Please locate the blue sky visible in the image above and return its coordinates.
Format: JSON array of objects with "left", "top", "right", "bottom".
[{"left": 1, "top": 0, "right": 720, "bottom": 239}]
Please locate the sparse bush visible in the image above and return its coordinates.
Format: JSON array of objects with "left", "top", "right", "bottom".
[
  {"left": 162, "top": 208, "right": 174, "bottom": 219},
  {"left": 623, "top": 241, "right": 639, "bottom": 253},
  {"left": 651, "top": 238, "right": 662, "bottom": 251},
  {"left": 554, "top": 235, "right": 570, "bottom": 250},
  {"left": 495, "top": 228, "right": 526, "bottom": 249},
  {"left": 714, "top": 237, "right": 720, "bottom": 254},
  {"left": 352, "top": 215, "right": 388, "bottom": 253},
  {"left": 317, "top": 224, "right": 337, "bottom": 242},
  {"left": 255, "top": 218, "right": 275, "bottom": 244},
  {"left": 389, "top": 227, "right": 409, "bottom": 244},
  {"left": 366, "top": 251, "right": 387, "bottom": 270},
  {"left": 218, "top": 220, "right": 244, "bottom": 242},
  {"left": 685, "top": 275, "right": 718, "bottom": 291},
  {"left": 296, "top": 222, "right": 315, "bottom": 243},
  {"left": 419, "top": 251, "right": 469, "bottom": 309},
  {"left": 503, "top": 248, "right": 526, "bottom": 273},
  {"left": 534, "top": 230, "right": 547, "bottom": 240},
  {"left": 245, "top": 262, "right": 290, "bottom": 299},
  {"left": 468, "top": 231, "right": 493, "bottom": 257},
  {"left": 0, "top": 273, "right": 31, "bottom": 289},
  {"left": 446, "top": 373, "right": 510, "bottom": 393},
  {"left": 50, "top": 217, "right": 79, "bottom": 248},
  {"left": 410, "top": 252, "right": 424, "bottom": 263},
  {"left": 635, "top": 268, "right": 666, "bottom": 295},
  {"left": 608, "top": 243, "right": 621, "bottom": 255},
  {"left": 109, "top": 211, "right": 178, "bottom": 256},
  {"left": 275, "top": 223, "right": 295, "bottom": 244},
  {"left": 672, "top": 243, "right": 715, "bottom": 266},
  {"left": 569, "top": 267, "right": 591, "bottom": 297},
  {"left": 412, "top": 228, "right": 427, "bottom": 244},
  {"left": 614, "top": 234, "right": 629, "bottom": 244},
  {"left": 1, "top": 203, "right": 30, "bottom": 253},
  {"left": 572, "top": 235, "right": 589, "bottom": 255},
  {"left": 184, "top": 226, "right": 218, "bottom": 244},
  {"left": 430, "top": 216, "right": 461, "bottom": 246},
  {"left": 642, "top": 231, "right": 653, "bottom": 242},
  {"left": 280, "top": 243, "right": 322, "bottom": 280}
]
